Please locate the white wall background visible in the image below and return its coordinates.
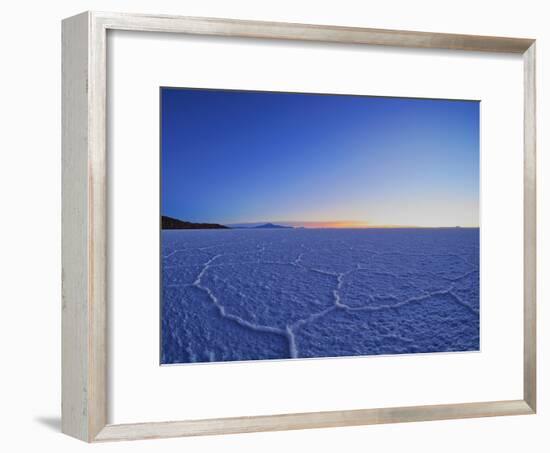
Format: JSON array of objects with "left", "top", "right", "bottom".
[{"left": 0, "top": 0, "right": 546, "bottom": 451}]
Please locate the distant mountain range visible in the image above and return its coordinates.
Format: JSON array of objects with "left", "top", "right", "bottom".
[
  {"left": 161, "top": 216, "right": 229, "bottom": 230},
  {"left": 252, "top": 223, "right": 293, "bottom": 229},
  {"left": 161, "top": 216, "right": 296, "bottom": 230}
]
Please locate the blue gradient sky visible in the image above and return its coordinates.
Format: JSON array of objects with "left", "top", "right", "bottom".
[{"left": 161, "top": 88, "right": 479, "bottom": 227}]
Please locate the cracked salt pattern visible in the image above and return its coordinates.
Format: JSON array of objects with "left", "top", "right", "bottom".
[{"left": 161, "top": 228, "right": 479, "bottom": 364}]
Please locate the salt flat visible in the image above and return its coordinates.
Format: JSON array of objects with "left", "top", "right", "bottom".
[{"left": 161, "top": 228, "right": 479, "bottom": 364}]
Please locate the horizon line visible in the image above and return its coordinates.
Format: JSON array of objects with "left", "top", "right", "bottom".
[
  {"left": 162, "top": 215, "right": 479, "bottom": 229},
  {"left": 223, "top": 220, "right": 479, "bottom": 228},
  {"left": 228, "top": 225, "right": 480, "bottom": 229}
]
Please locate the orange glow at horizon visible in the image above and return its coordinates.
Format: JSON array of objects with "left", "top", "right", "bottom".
[
  {"left": 298, "top": 221, "right": 372, "bottom": 229},
  {"left": 283, "top": 220, "right": 479, "bottom": 229}
]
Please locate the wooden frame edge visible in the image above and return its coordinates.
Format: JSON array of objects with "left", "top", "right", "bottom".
[
  {"left": 93, "top": 10, "right": 534, "bottom": 53},
  {"left": 93, "top": 400, "right": 533, "bottom": 442},
  {"left": 62, "top": 11, "right": 108, "bottom": 442},
  {"left": 523, "top": 42, "right": 537, "bottom": 414},
  {"left": 62, "top": 10, "right": 91, "bottom": 442},
  {"left": 61, "top": 11, "right": 537, "bottom": 443}
]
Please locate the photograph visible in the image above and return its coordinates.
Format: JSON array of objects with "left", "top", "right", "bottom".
[
  {"left": 160, "top": 87, "right": 480, "bottom": 365},
  {"left": 1, "top": 1, "right": 541, "bottom": 448}
]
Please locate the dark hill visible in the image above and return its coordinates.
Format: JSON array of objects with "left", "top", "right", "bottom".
[
  {"left": 253, "top": 223, "right": 293, "bottom": 229},
  {"left": 162, "top": 216, "right": 229, "bottom": 230}
]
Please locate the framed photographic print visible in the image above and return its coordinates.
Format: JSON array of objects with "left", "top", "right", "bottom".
[{"left": 62, "top": 11, "right": 536, "bottom": 442}]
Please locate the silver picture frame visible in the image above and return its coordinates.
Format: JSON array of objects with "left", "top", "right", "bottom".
[{"left": 62, "top": 11, "right": 536, "bottom": 442}]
